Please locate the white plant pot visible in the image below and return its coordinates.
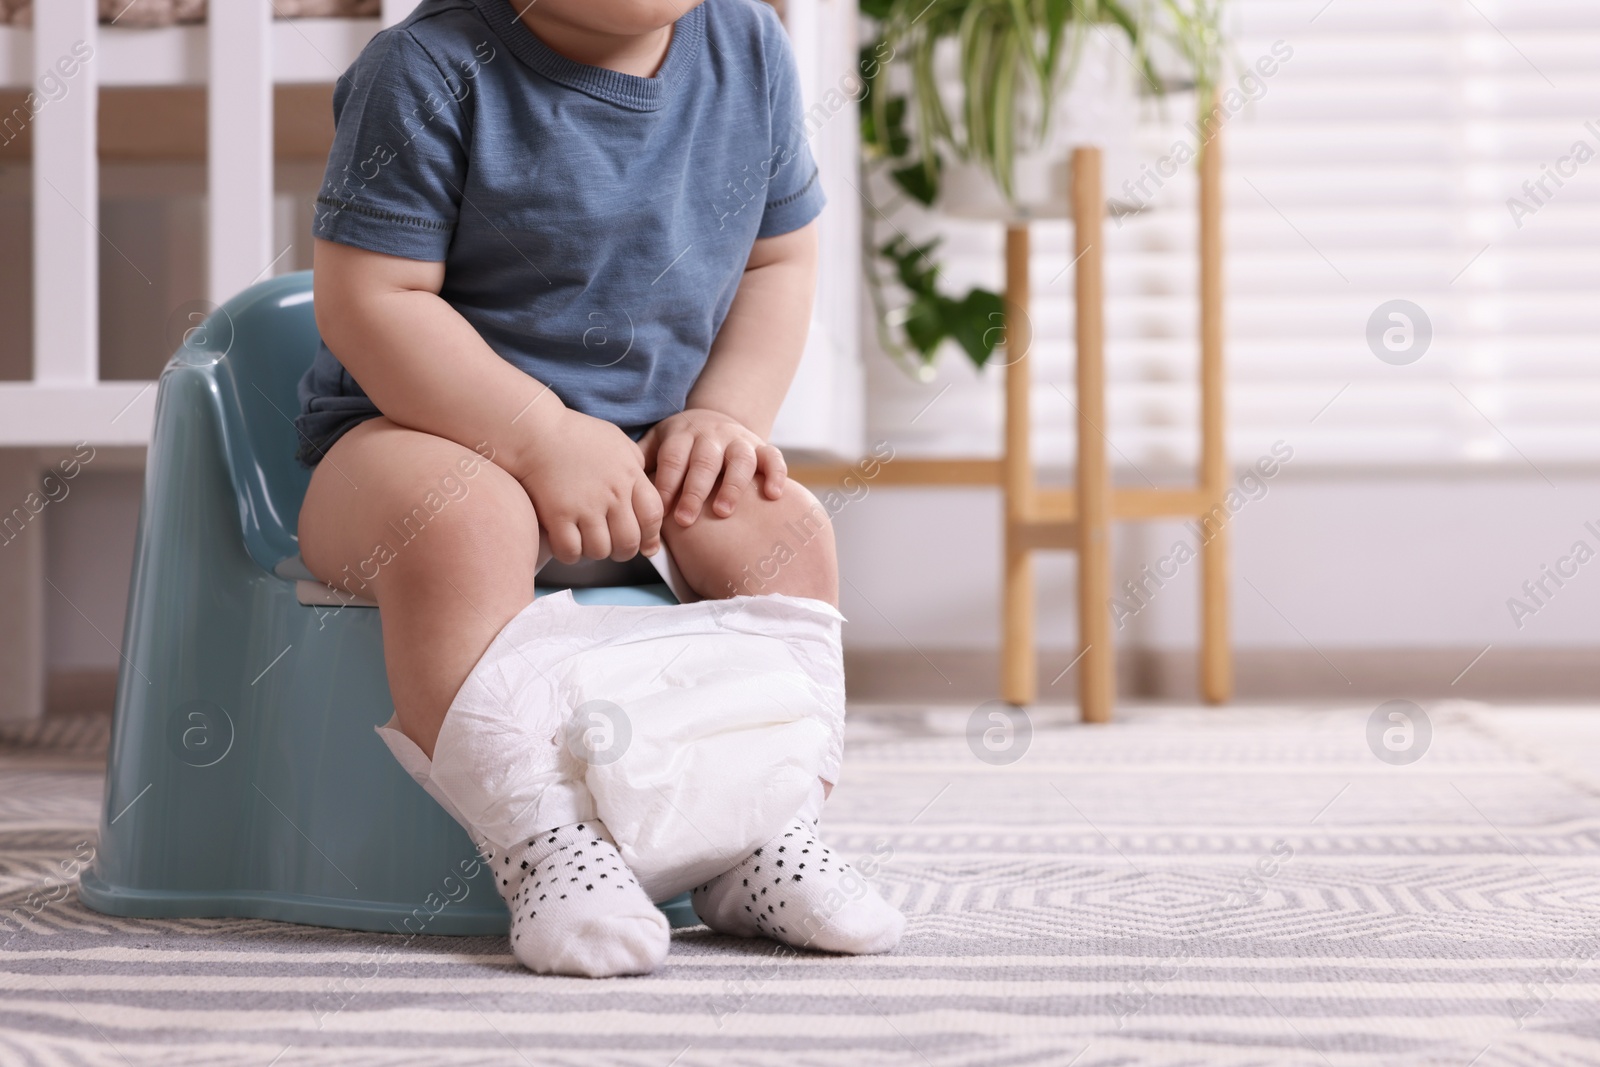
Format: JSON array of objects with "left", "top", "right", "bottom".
[{"left": 935, "top": 31, "right": 1141, "bottom": 221}]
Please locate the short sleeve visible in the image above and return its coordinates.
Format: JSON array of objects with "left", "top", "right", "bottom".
[
  {"left": 756, "top": 9, "right": 826, "bottom": 239},
  {"left": 312, "top": 29, "right": 468, "bottom": 261}
]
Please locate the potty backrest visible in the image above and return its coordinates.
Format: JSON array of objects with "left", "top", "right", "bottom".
[{"left": 177, "top": 271, "right": 321, "bottom": 575}]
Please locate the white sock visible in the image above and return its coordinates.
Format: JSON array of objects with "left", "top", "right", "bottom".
[
  {"left": 491, "top": 820, "right": 670, "bottom": 977},
  {"left": 690, "top": 819, "right": 904, "bottom": 955}
]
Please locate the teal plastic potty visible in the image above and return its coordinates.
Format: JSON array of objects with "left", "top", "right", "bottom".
[{"left": 79, "top": 272, "right": 698, "bottom": 934}]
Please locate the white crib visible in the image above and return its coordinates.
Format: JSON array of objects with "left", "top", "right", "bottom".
[{"left": 0, "top": 0, "right": 862, "bottom": 722}]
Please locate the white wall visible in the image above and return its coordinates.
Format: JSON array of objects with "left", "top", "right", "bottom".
[{"left": 833, "top": 475, "right": 1600, "bottom": 654}]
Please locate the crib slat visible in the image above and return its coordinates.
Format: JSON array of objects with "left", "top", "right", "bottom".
[
  {"left": 32, "top": 0, "right": 99, "bottom": 384},
  {"left": 208, "top": 0, "right": 274, "bottom": 304}
]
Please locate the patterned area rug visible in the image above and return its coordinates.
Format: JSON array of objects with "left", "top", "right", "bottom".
[{"left": 4, "top": 703, "right": 1600, "bottom": 1066}]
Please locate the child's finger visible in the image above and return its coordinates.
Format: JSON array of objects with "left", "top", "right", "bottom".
[
  {"left": 545, "top": 520, "right": 584, "bottom": 566},
  {"left": 577, "top": 514, "right": 612, "bottom": 561},
  {"left": 675, "top": 438, "right": 724, "bottom": 526},
  {"left": 653, "top": 430, "right": 693, "bottom": 502},
  {"left": 633, "top": 475, "right": 664, "bottom": 555},
  {"left": 607, "top": 500, "right": 642, "bottom": 563},
  {"left": 757, "top": 444, "right": 787, "bottom": 499},
  {"left": 712, "top": 441, "right": 759, "bottom": 517}
]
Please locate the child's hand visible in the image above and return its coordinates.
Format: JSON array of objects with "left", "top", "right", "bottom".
[
  {"left": 640, "top": 409, "right": 787, "bottom": 527},
  {"left": 520, "top": 409, "right": 663, "bottom": 563}
]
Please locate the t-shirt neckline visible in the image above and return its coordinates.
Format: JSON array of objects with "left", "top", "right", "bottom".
[{"left": 472, "top": 0, "right": 705, "bottom": 112}]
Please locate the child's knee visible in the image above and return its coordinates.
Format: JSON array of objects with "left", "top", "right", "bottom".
[
  {"left": 772, "top": 481, "right": 833, "bottom": 544},
  {"left": 385, "top": 462, "right": 538, "bottom": 579},
  {"left": 701, "top": 481, "right": 837, "bottom": 602}
]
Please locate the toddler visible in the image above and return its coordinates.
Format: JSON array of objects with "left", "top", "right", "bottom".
[{"left": 293, "top": 0, "right": 903, "bottom": 976}]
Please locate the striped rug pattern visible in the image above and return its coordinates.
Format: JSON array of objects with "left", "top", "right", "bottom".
[{"left": 3, "top": 703, "right": 1600, "bottom": 1065}]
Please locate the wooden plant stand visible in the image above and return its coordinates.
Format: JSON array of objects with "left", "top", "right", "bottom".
[
  {"left": 789, "top": 138, "right": 1230, "bottom": 723},
  {"left": 1000, "top": 143, "right": 1230, "bottom": 722}
]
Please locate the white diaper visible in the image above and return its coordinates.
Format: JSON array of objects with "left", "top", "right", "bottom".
[{"left": 376, "top": 549, "right": 846, "bottom": 902}]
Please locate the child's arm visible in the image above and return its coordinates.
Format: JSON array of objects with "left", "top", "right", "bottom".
[
  {"left": 313, "top": 238, "right": 664, "bottom": 563},
  {"left": 643, "top": 221, "right": 819, "bottom": 527}
]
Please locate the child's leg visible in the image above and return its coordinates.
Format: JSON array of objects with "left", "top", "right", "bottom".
[
  {"left": 299, "top": 417, "right": 538, "bottom": 760},
  {"left": 662, "top": 485, "right": 904, "bottom": 954},
  {"left": 662, "top": 479, "right": 837, "bottom": 809},
  {"left": 298, "top": 417, "right": 668, "bottom": 976}
]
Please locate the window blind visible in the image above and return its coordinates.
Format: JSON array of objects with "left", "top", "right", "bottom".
[{"left": 866, "top": 0, "right": 1600, "bottom": 472}]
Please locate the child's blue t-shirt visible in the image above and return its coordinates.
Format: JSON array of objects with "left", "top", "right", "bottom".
[{"left": 293, "top": 0, "right": 825, "bottom": 465}]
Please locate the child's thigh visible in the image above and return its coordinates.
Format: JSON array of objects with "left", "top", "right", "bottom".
[{"left": 297, "top": 417, "right": 538, "bottom": 596}]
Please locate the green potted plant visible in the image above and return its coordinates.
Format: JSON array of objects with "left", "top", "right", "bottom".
[{"left": 859, "top": 0, "right": 1225, "bottom": 375}]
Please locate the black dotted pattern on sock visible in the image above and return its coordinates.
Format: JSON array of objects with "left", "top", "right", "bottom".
[
  {"left": 692, "top": 822, "right": 841, "bottom": 941},
  {"left": 503, "top": 824, "right": 643, "bottom": 940}
]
